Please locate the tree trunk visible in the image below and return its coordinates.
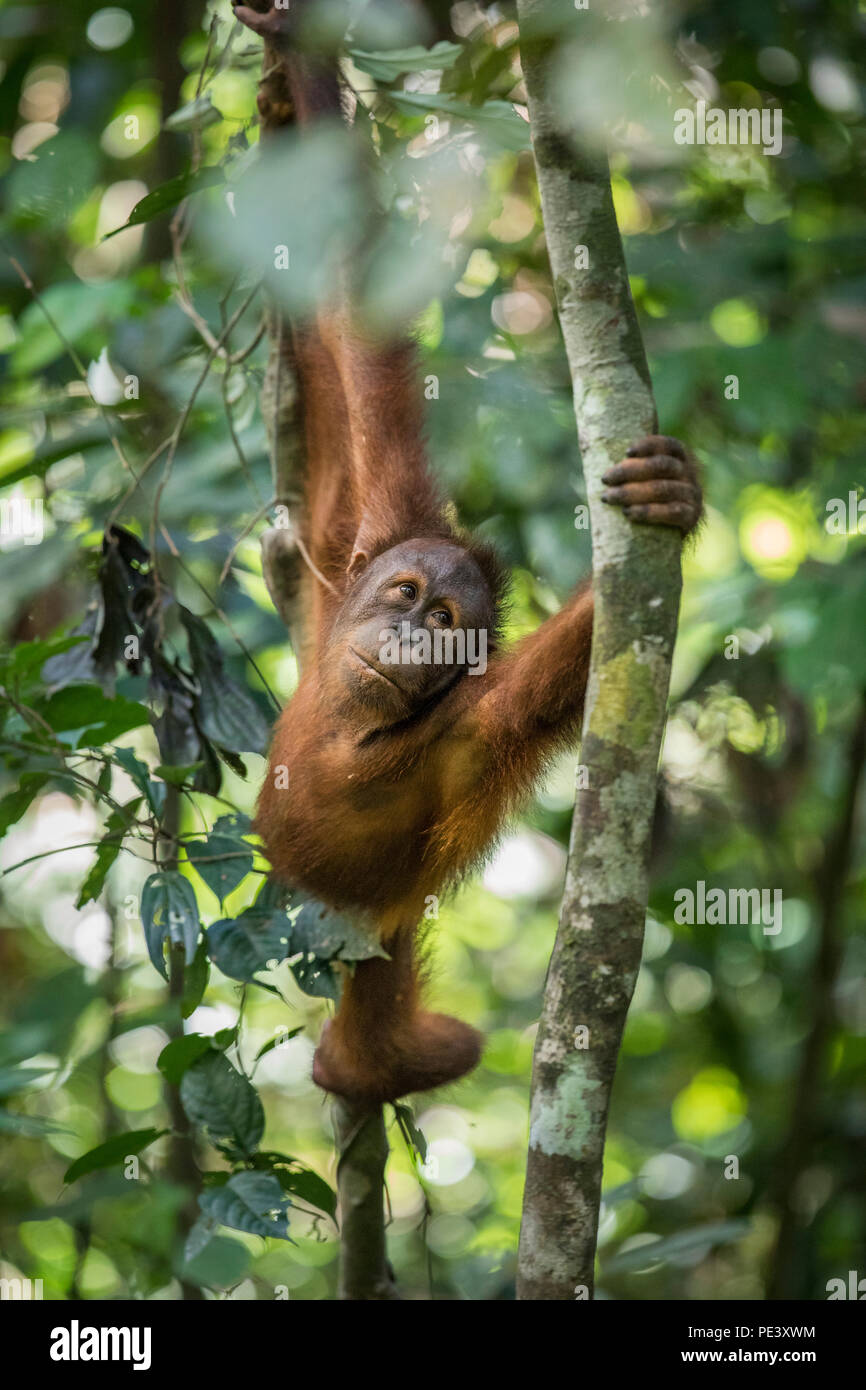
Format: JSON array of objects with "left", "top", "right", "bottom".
[{"left": 516, "top": 0, "right": 684, "bottom": 1300}]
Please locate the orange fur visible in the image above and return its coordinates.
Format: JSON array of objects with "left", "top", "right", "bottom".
[{"left": 244, "top": 9, "right": 699, "bottom": 1104}]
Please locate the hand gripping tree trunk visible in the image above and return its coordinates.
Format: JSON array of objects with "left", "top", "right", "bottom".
[{"left": 516, "top": 0, "right": 684, "bottom": 1300}]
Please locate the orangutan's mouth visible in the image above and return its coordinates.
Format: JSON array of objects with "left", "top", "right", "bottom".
[{"left": 348, "top": 647, "right": 401, "bottom": 691}]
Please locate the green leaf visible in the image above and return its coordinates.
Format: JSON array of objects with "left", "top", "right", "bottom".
[
  {"left": 164, "top": 93, "right": 223, "bottom": 132},
  {"left": 180, "top": 608, "right": 271, "bottom": 755},
  {"left": 393, "top": 1101, "right": 428, "bottom": 1164},
  {"left": 180, "top": 1051, "right": 264, "bottom": 1156},
  {"left": 251, "top": 1152, "right": 336, "bottom": 1220},
  {"left": 112, "top": 746, "right": 166, "bottom": 817},
  {"left": 63, "top": 1128, "right": 166, "bottom": 1184},
  {"left": 0, "top": 1111, "right": 62, "bottom": 1137},
  {"left": 253, "top": 1027, "right": 303, "bottom": 1062},
  {"left": 349, "top": 41, "right": 463, "bottom": 82},
  {"left": 157, "top": 1033, "right": 213, "bottom": 1085},
  {"left": 207, "top": 903, "right": 293, "bottom": 983},
  {"left": 275, "top": 1167, "right": 337, "bottom": 1220},
  {"left": 32, "top": 685, "right": 149, "bottom": 748},
  {"left": 75, "top": 798, "right": 143, "bottom": 909},
  {"left": 289, "top": 954, "right": 339, "bottom": 1001},
  {"left": 389, "top": 91, "right": 531, "bottom": 150},
  {"left": 198, "top": 1171, "right": 294, "bottom": 1241},
  {"left": 291, "top": 897, "right": 388, "bottom": 962},
  {"left": 41, "top": 611, "right": 102, "bottom": 690},
  {"left": 181, "top": 1233, "right": 251, "bottom": 1288},
  {"left": 0, "top": 1065, "right": 54, "bottom": 1098},
  {"left": 184, "top": 1215, "right": 219, "bottom": 1262},
  {"left": 5, "top": 634, "right": 90, "bottom": 683},
  {"left": 186, "top": 813, "right": 253, "bottom": 903},
  {"left": 0, "top": 424, "right": 113, "bottom": 489},
  {"left": 0, "top": 772, "right": 51, "bottom": 836},
  {"left": 140, "top": 871, "right": 201, "bottom": 979},
  {"left": 103, "top": 166, "right": 225, "bottom": 238},
  {"left": 154, "top": 761, "right": 204, "bottom": 785},
  {"left": 7, "top": 130, "right": 100, "bottom": 230},
  {"left": 604, "top": 1221, "right": 750, "bottom": 1274},
  {"left": 182, "top": 939, "right": 211, "bottom": 1019},
  {"left": 11, "top": 279, "right": 136, "bottom": 376}
]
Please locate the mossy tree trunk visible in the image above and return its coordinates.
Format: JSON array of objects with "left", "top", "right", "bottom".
[{"left": 515, "top": 0, "right": 684, "bottom": 1300}]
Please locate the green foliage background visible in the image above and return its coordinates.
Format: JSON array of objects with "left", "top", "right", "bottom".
[{"left": 0, "top": 0, "right": 864, "bottom": 1300}]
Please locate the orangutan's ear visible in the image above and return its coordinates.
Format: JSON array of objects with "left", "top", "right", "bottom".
[
  {"left": 347, "top": 509, "right": 389, "bottom": 582},
  {"left": 346, "top": 545, "right": 369, "bottom": 583}
]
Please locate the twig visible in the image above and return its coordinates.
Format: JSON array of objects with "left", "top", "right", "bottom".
[
  {"left": 149, "top": 281, "right": 262, "bottom": 565},
  {"left": 219, "top": 498, "right": 275, "bottom": 586}
]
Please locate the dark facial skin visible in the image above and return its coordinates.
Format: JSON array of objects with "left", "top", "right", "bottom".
[{"left": 324, "top": 538, "right": 493, "bottom": 730}]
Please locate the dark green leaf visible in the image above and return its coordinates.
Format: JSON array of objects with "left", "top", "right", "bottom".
[
  {"left": 0, "top": 1111, "right": 62, "bottom": 1137},
  {"left": 207, "top": 903, "right": 292, "bottom": 983},
  {"left": 63, "top": 1128, "right": 166, "bottom": 1184},
  {"left": 113, "top": 746, "right": 166, "bottom": 817},
  {"left": 181, "top": 1233, "right": 251, "bottom": 1288},
  {"left": 393, "top": 1101, "right": 427, "bottom": 1163},
  {"left": 0, "top": 1065, "right": 54, "bottom": 1098},
  {"left": 349, "top": 41, "right": 462, "bottom": 82},
  {"left": 198, "top": 1171, "right": 294, "bottom": 1241},
  {"left": 180, "top": 1051, "right": 264, "bottom": 1156},
  {"left": 35, "top": 685, "right": 149, "bottom": 745},
  {"left": 253, "top": 1027, "right": 303, "bottom": 1062},
  {"left": 291, "top": 897, "right": 387, "bottom": 962},
  {"left": 389, "top": 91, "right": 531, "bottom": 150},
  {"left": 154, "top": 761, "right": 204, "bottom": 785},
  {"left": 41, "top": 611, "right": 102, "bottom": 690},
  {"left": 250, "top": 1153, "right": 337, "bottom": 1220},
  {"left": 75, "top": 798, "right": 143, "bottom": 908},
  {"left": 186, "top": 812, "right": 253, "bottom": 903},
  {"left": 140, "top": 871, "right": 201, "bottom": 979},
  {"left": 0, "top": 773, "right": 51, "bottom": 836},
  {"left": 11, "top": 279, "right": 135, "bottom": 376},
  {"left": 103, "top": 167, "right": 224, "bottom": 238},
  {"left": 289, "top": 954, "right": 339, "bottom": 1000},
  {"left": 6, "top": 633, "right": 89, "bottom": 683},
  {"left": 180, "top": 607, "right": 271, "bottom": 755},
  {"left": 182, "top": 940, "right": 211, "bottom": 1019},
  {"left": 184, "top": 1215, "right": 219, "bottom": 1262},
  {"left": 604, "top": 1221, "right": 750, "bottom": 1274},
  {"left": 157, "top": 1034, "right": 212, "bottom": 1085}
]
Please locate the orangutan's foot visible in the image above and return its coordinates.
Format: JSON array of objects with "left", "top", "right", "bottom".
[{"left": 312, "top": 1013, "right": 482, "bottom": 1104}]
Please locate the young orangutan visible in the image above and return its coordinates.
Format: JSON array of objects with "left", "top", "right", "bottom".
[{"left": 236, "top": 3, "right": 703, "bottom": 1104}]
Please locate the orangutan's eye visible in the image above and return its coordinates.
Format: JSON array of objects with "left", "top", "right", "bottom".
[
  {"left": 399, "top": 582, "right": 417, "bottom": 600},
  {"left": 431, "top": 610, "right": 452, "bottom": 626}
]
